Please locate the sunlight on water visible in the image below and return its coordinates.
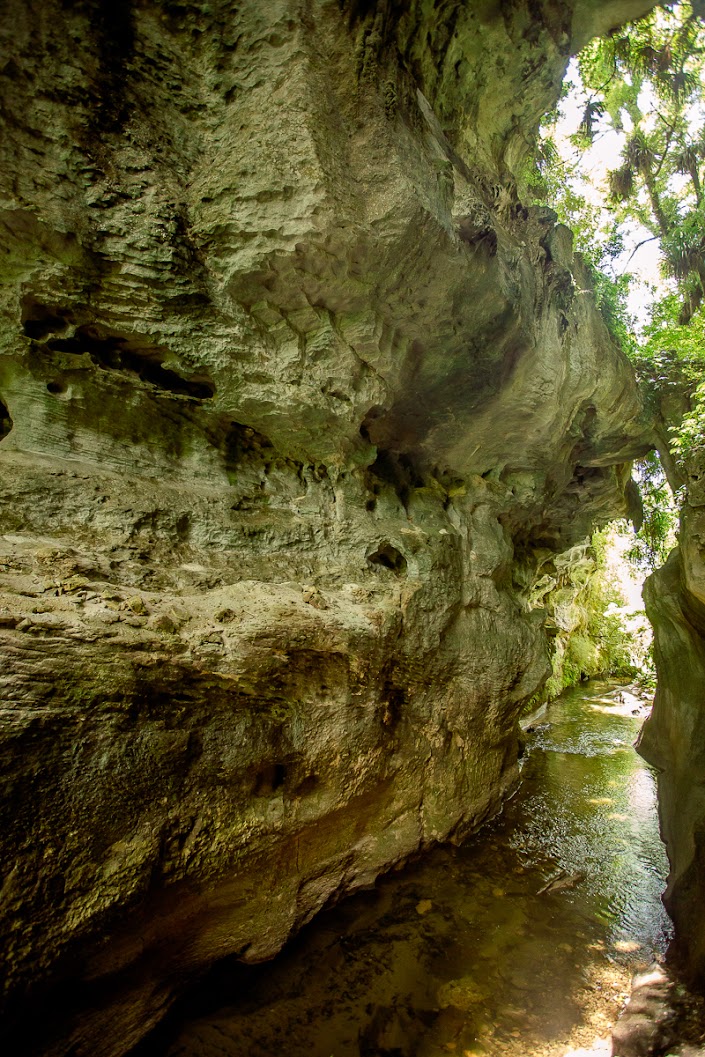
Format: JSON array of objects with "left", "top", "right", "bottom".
[{"left": 140, "top": 681, "right": 671, "bottom": 1057}]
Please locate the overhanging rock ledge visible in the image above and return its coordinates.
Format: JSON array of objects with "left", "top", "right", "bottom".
[{"left": 0, "top": 1, "right": 654, "bottom": 1053}]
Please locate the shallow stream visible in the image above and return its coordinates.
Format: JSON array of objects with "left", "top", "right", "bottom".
[{"left": 143, "top": 680, "right": 671, "bottom": 1057}]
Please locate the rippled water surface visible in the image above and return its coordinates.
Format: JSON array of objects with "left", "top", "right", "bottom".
[{"left": 143, "top": 680, "right": 671, "bottom": 1057}]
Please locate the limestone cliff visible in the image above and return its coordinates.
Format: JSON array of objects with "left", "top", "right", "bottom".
[
  {"left": 0, "top": 2, "right": 653, "bottom": 1054},
  {"left": 639, "top": 461, "right": 705, "bottom": 986}
]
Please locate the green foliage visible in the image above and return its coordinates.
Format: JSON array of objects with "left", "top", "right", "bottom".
[
  {"left": 626, "top": 453, "right": 679, "bottom": 570},
  {"left": 525, "top": 2, "right": 705, "bottom": 472},
  {"left": 521, "top": 93, "right": 641, "bottom": 356},
  {"left": 530, "top": 529, "right": 648, "bottom": 704},
  {"left": 567, "top": 633, "right": 601, "bottom": 675},
  {"left": 672, "top": 382, "right": 705, "bottom": 459},
  {"left": 583, "top": 530, "right": 642, "bottom": 677},
  {"left": 639, "top": 294, "right": 705, "bottom": 381},
  {"left": 633, "top": 295, "right": 705, "bottom": 466},
  {"left": 515, "top": 4, "right": 705, "bottom": 709},
  {"left": 584, "top": 257, "right": 636, "bottom": 355},
  {"left": 662, "top": 204, "right": 705, "bottom": 282},
  {"left": 579, "top": 2, "right": 705, "bottom": 322}
]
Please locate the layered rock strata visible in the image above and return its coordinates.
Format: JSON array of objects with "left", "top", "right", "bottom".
[{"left": 0, "top": 1, "right": 652, "bottom": 1054}]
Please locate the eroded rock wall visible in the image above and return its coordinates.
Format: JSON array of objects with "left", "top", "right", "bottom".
[
  {"left": 639, "top": 466, "right": 705, "bottom": 986},
  {"left": 0, "top": 2, "right": 652, "bottom": 1054}
]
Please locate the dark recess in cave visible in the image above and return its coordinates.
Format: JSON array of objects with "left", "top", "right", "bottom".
[
  {"left": 0, "top": 398, "right": 12, "bottom": 440},
  {"left": 220, "top": 421, "right": 306, "bottom": 487},
  {"left": 222, "top": 421, "right": 274, "bottom": 468},
  {"left": 293, "top": 773, "right": 320, "bottom": 797},
  {"left": 457, "top": 217, "right": 498, "bottom": 255},
  {"left": 22, "top": 303, "right": 72, "bottom": 340},
  {"left": 572, "top": 464, "right": 606, "bottom": 487},
  {"left": 88, "top": 0, "right": 137, "bottom": 134},
  {"left": 35, "top": 326, "right": 215, "bottom": 400},
  {"left": 22, "top": 302, "right": 214, "bottom": 399},
  {"left": 367, "top": 542, "right": 408, "bottom": 575},
  {"left": 254, "top": 763, "right": 287, "bottom": 795},
  {"left": 381, "top": 662, "right": 406, "bottom": 730},
  {"left": 366, "top": 447, "right": 424, "bottom": 509}
]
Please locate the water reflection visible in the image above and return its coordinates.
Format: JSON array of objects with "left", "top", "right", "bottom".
[{"left": 142, "top": 681, "right": 671, "bottom": 1057}]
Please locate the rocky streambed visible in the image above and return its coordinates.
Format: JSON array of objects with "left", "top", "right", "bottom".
[{"left": 134, "top": 680, "right": 674, "bottom": 1057}]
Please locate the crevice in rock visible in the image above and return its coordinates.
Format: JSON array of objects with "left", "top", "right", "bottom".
[
  {"left": 571, "top": 464, "right": 606, "bottom": 487},
  {"left": 293, "top": 773, "right": 320, "bottom": 797},
  {"left": 457, "top": 216, "right": 498, "bottom": 255},
  {"left": 89, "top": 0, "right": 136, "bottom": 135},
  {"left": 359, "top": 405, "right": 385, "bottom": 444},
  {"left": 365, "top": 448, "right": 423, "bottom": 510},
  {"left": 0, "top": 397, "right": 12, "bottom": 440},
  {"left": 380, "top": 663, "right": 406, "bottom": 730},
  {"left": 35, "top": 325, "right": 215, "bottom": 400}
]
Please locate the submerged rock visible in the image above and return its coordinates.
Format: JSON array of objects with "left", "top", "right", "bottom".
[
  {"left": 537, "top": 869, "right": 586, "bottom": 894},
  {"left": 610, "top": 964, "right": 675, "bottom": 1057}
]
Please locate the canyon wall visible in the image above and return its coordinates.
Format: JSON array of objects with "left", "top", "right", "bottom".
[
  {"left": 0, "top": 1, "right": 653, "bottom": 1054},
  {"left": 640, "top": 461, "right": 705, "bottom": 986}
]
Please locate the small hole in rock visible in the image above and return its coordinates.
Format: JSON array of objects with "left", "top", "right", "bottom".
[
  {"left": 254, "top": 763, "right": 287, "bottom": 795},
  {"left": 175, "top": 514, "right": 191, "bottom": 540},
  {"left": 21, "top": 298, "right": 72, "bottom": 340},
  {"left": 366, "top": 498, "right": 377, "bottom": 512},
  {"left": 0, "top": 398, "right": 12, "bottom": 440},
  {"left": 47, "top": 381, "right": 66, "bottom": 395},
  {"left": 366, "top": 542, "right": 407, "bottom": 575}
]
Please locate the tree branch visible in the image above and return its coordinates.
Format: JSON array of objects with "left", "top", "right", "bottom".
[{"left": 620, "top": 235, "right": 659, "bottom": 272}]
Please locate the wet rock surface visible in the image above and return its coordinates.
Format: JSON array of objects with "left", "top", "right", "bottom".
[
  {"left": 611, "top": 965, "right": 677, "bottom": 1057},
  {"left": 0, "top": 1, "right": 656, "bottom": 1055}
]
